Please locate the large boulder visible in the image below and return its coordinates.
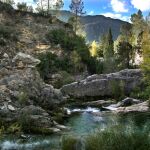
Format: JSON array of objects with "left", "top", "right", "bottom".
[{"left": 61, "top": 69, "right": 142, "bottom": 98}]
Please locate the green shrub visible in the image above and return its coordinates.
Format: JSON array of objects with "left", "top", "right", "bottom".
[
  {"left": 62, "top": 136, "right": 82, "bottom": 150},
  {"left": 17, "top": 90, "right": 29, "bottom": 105},
  {"left": 19, "top": 112, "right": 32, "bottom": 132},
  {"left": 130, "top": 85, "right": 150, "bottom": 100},
  {"left": 46, "top": 29, "right": 98, "bottom": 74},
  {"left": 110, "top": 80, "right": 125, "bottom": 101},
  {"left": 7, "top": 123, "right": 21, "bottom": 134},
  {"left": 0, "top": 126, "right": 5, "bottom": 135},
  {"left": 37, "top": 52, "right": 74, "bottom": 80},
  {"left": 52, "top": 71, "right": 75, "bottom": 89}
]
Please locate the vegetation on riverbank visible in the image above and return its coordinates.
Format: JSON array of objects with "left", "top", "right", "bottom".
[{"left": 62, "top": 124, "right": 150, "bottom": 150}]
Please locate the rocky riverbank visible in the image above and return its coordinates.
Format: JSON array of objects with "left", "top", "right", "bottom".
[
  {"left": 0, "top": 52, "right": 67, "bottom": 134},
  {"left": 0, "top": 52, "right": 149, "bottom": 135}
]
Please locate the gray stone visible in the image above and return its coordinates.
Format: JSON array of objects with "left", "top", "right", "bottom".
[
  {"left": 116, "top": 97, "right": 141, "bottom": 107},
  {"left": 61, "top": 69, "right": 142, "bottom": 98},
  {"left": 115, "top": 101, "right": 149, "bottom": 113},
  {"left": 12, "top": 52, "right": 41, "bottom": 68}
]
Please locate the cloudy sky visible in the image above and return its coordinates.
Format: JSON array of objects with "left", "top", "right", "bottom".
[{"left": 13, "top": 0, "right": 150, "bottom": 22}]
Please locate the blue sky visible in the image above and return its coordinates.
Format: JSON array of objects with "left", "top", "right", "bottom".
[{"left": 14, "top": 0, "right": 150, "bottom": 22}]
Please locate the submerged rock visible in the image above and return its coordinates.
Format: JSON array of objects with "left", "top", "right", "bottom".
[{"left": 61, "top": 69, "right": 142, "bottom": 98}]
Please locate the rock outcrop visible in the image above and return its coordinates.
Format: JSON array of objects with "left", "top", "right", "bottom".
[
  {"left": 0, "top": 53, "right": 64, "bottom": 134},
  {"left": 61, "top": 69, "right": 142, "bottom": 98},
  {"left": 115, "top": 101, "right": 149, "bottom": 113}
]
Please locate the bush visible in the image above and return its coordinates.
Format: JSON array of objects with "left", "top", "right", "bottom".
[
  {"left": 37, "top": 52, "right": 74, "bottom": 80},
  {"left": 52, "top": 71, "right": 75, "bottom": 89},
  {"left": 7, "top": 123, "right": 21, "bottom": 134},
  {"left": 17, "top": 90, "right": 29, "bottom": 105},
  {"left": 130, "top": 85, "right": 150, "bottom": 100},
  {"left": 110, "top": 80, "right": 125, "bottom": 101},
  {"left": 46, "top": 29, "right": 98, "bottom": 74}
]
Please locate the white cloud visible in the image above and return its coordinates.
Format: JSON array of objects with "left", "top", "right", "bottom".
[
  {"left": 111, "top": 0, "right": 128, "bottom": 12},
  {"left": 131, "top": 0, "right": 150, "bottom": 11},
  {"left": 88, "top": 11, "right": 94, "bottom": 15},
  {"left": 101, "top": 12, "right": 130, "bottom": 22}
]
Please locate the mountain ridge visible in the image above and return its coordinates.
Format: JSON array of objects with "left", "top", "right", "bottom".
[{"left": 58, "top": 10, "right": 130, "bottom": 42}]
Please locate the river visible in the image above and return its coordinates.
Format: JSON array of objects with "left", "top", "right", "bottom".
[{"left": 0, "top": 107, "right": 150, "bottom": 150}]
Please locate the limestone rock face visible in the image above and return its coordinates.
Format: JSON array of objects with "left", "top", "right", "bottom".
[
  {"left": 0, "top": 53, "right": 64, "bottom": 133},
  {"left": 61, "top": 69, "right": 142, "bottom": 98}
]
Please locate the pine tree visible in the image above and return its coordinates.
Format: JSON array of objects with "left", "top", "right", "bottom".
[
  {"left": 115, "top": 23, "right": 133, "bottom": 70},
  {"left": 131, "top": 10, "right": 145, "bottom": 54},
  {"left": 69, "top": 0, "right": 86, "bottom": 34},
  {"left": 116, "top": 41, "right": 132, "bottom": 69},
  {"left": 34, "top": 0, "right": 63, "bottom": 15},
  {"left": 103, "top": 28, "right": 115, "bottom": 73}
]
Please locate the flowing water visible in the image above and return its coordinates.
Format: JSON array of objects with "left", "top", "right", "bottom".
[{"left": 0, "top": 107, "right": 150, "bottom": 150}]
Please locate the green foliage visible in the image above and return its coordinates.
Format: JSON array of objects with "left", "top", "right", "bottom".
[
  {"left": 17, "top": 2, "right": 28, "bottom": 11},
  {"left": 141, "top": 22, "right": 150, "bottom": 100},
  {"left": 61, "top": 125, "right": 150, "bottom": 150},
  {"left": 46, "top": 29, "right": 96, "bottom": 74},
  {"left": 19, "top": 112, "right": 32, "bottom": 132},
  {"left": 7, "top": 123, "right": 21, "bottom": 134},
  {"left": 0, "top": 126, "right": 5, "bottom": 135},
  {"left": 46, "top": 29, "right": 75, "bottom": 51},
  {"left": 116, "top": 41, "right": 132, "bottom": 70},
  {"left": 85, "top": 125, "right": 150, "bottom": 150},
  {"left": 52, "top": 71, "right": 75, "bottom": 89},
  {"left": 69, "top": 0, "right": 85, "bottom": 34},
  {"left": 37, "top": 52, "right": 74, "bottom": 80},
  {"left": 110, "top": 80, "right": 125, "bottom": 101},
  {"left": 17, "top": 91, "right": 29, "bottom": 105},
  {"left": 102, "top": 28, "right": 115, "bottom": 73},
  {"left": 130, "top": 86, "right": 150, "bottom": 100},
  {"left": 62, "top": 136, "right": 81, "bottom": 150}
]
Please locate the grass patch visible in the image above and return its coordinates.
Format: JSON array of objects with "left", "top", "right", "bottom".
[{"left": 61, "top": 124, "right": 150, "bottom": 150}]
